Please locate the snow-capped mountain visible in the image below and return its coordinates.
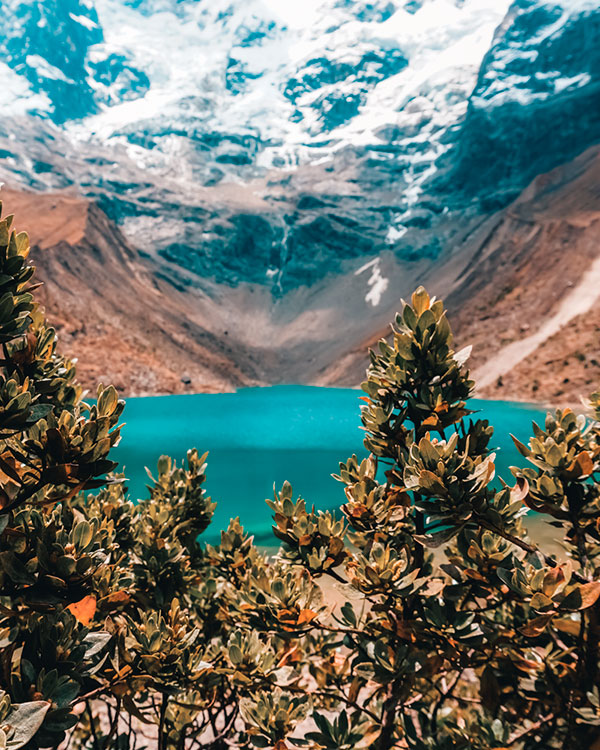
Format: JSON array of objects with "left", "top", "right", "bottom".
[
  {"left": 453, "top": 0, "right": 600, "bottom": 204},
  {"left": 0, "top": 0, "right": 599, "bottom": 298}
]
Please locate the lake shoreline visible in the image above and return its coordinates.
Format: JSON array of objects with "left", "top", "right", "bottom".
[
  {"left": 119, "top": 382, "right": 583, "bottom": 415},
  {"left": 114, "top": 386, "right": 549, "bottom": 540}
]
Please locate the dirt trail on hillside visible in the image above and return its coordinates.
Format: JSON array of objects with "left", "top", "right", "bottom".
[{"left": 473, "top": 252, "right": 600, "bottom": 390}]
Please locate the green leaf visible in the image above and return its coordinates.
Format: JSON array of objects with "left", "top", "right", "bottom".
[
  {"left": 402, "top": 303, "right": 417, "bottom": 330},
  {"left": 395, "top": 334, "right": 415, "bottom": 360},
  {"left": 97, "top": 386, "right": 118, "bottom": 416},
  {"left": 530, "top": 592, "right": 553, "bottom": 611},
  {"left": 52, "top": 681, "right": 80, "bottom": 708},
  {"left": 229, "top": 644, "right": 243, "bottom": 665},
  {"left": 14, "top": 232, "right": 29, "bottom": 254},
  {"left": 511, "top": 434, "right": 532, "bottom": 458},
  {"left": 72, "top": 521, "right": 93, "bottom": 551},
  {"left": 416, "top": 309, "right": 436, "bottom": 336},
  {"left": 82, "top": 631, "right": 112, "bottom": 658},
  {"left": 415, "top": 524, "right": 462, "bottom": 548},
  {"left": 340, "top": 601, "right": 356, "bottom": 627},
  {"left": 0, "top": 552, "right": 35, "bottom": 585},
  {"left": 5, "top": 701, "right": 50, "bottom": 749}
]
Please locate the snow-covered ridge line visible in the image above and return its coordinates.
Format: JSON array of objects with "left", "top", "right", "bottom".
[
  {"left": 3, "top": 1, "right": 511, "bottom": 162},
  {"left": 0, "top": 0, "right": 598, "bottom": 293}
]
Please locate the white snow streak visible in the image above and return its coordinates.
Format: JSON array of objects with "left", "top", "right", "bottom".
[{"left": 355, "top": 258, "right": 389, "bottom": 307}]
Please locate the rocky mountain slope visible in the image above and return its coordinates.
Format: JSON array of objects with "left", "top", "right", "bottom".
[
  {"left": 1, "top": 188, "right": 261, "bottom": 395},
  {"left": 0, "top": 182, "right": 422, "bottom": 394},
  {"left": 0, "top": 0, "right": 599, "bottom": 401},
  {"left": 318, "top": 144, "right": 600, "bottom": 405},
  {"left": 4, "top": 141, "right": 599, "bottom": 403},
  {"left": 2, "top": 0, "right": 598, "bottom": 288},
  {"left": 455, "top": 145, "right": 600, "bottom": 405}
]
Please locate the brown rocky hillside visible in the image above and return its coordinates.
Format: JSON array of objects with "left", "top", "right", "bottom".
[
  {"left": 1, "top": 188, "right": 260, "bottom": 396},
  {"left": 449, "top": 145, "right": 600, "bottom": 405},
  {"left": 317, "top": 145, "right": 600, "bottom": 407}
]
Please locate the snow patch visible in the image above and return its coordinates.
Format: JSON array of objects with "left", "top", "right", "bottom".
[
  {"left": 386, "top": 224, "right": 407, "bottom": 243},
  {"left": 355, "top": 257, "right": 378, "bottom": 276},
  {"left": 554, "top": 72, "right": 590, "bottom": 93},
  {"left": 0, "top": 62, "right": 50, "bottom": 115},
  {"left": 25, "top": 55, "right": 75, "bottom": 83},
  {"left": 69, "top": 12, "right": 98, "bottom": 30},
  {"left": 355, "top": 258, "right": 388, "bottom": 307},
  {"left": 63, "top": 0, "right": 512, "bottom": 205},
  {"left": 1, "top": 0, "right": 588, "bottom": 241}
]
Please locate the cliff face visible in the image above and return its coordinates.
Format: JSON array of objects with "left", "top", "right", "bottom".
[
  {"left": 450, "top": 0, "right": 600, "bottom": 208},
  {"left": 1, "top": 0, "right": 599, "bottom": 296}
]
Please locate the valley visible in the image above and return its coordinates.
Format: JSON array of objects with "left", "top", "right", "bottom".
[
  {"left": 4, "top": 141, "right": 600, "bottom": 405},
  {"left": 0, "top": 0, "right": 599, "bottom": 404}
]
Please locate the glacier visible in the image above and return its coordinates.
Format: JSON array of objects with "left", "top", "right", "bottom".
[{"left": 0, "top": 0, "right": 598, "bottom": 294}]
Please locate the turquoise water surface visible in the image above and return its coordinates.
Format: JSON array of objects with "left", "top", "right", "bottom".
[{"left": 113, "top": 386, "right": 547, "bottom": 543}]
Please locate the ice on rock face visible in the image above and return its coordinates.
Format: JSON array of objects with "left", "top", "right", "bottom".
[
  {"left": 0, "top": 0, "right": 598, "bottom": 291},
  {"left": 54, "top": 0, "right": 512, "bottom": 221},
  {"left": 69, "top": 12, "right": 100, "bottom": 30},
  {"left": 453, "top": 0, "right": 600, "bottom": 203},
  {"left": 0, "top": 0, "right": 593, "bottom": 164},
  {"left": 470, "top": 0, "right": 597, "bottom": 109},
  {"left": 0, "top": 62, "right": 51, "bottom": 116},
  {"left": 0, "top": 0, "right": 103, "bottom": 122}
]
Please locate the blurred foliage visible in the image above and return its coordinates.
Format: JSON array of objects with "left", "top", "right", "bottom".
[{"left": 1, "top": 201, "right": 600, "bottom": 749}]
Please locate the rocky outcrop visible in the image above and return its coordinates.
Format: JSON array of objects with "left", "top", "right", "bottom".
[{"left": 449, "top": 0, "right": 600, "bottom": 208}]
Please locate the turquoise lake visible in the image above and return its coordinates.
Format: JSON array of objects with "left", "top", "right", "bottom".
[{"left": 113, "top": 386, "right": 547, "bottom": 544}]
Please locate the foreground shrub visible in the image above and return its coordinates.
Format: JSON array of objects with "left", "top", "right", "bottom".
[{"left": 0, "top": 204, "right": 600, "bottom": 749}]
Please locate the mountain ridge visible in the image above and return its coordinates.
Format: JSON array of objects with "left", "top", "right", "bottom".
[
  {"left": 3, "top": 142, "right": 599, "bottom": 403},
  {"left": 316, "top": 144, "right": 600, "bottom": 405},
  {"left": 1, "top": 187, "right": 261, "bottom": 395},
  {"left": 2, "top": 0, "right": 599, "bottom": 294}
]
